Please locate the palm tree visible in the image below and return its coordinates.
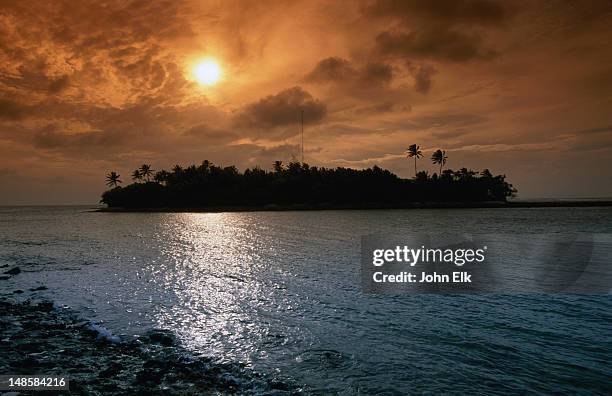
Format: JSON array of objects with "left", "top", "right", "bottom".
[
  {"left": 431, "top": 149, "right": 448, "bottom": 175},
  {"left": 480, "top": 169, "right": 493, "bottom": 178},
  {"left": 200, "top": 160, "right": 211, "bottom": 173},
  {"left": 139, "top": 164, "right": 154, "bottom": 181},
  {"left": 456, "top": 167, "right": 476, "bottom": 180},
  {"left": 273, "top": 160, "right": 283, "bottom": 173},
  {"left": 406, "top": 144, "right": 423, "bottom": 177},
  {"left": 171, "top": 165, "right": 183, "bottom": 175},
  {"left": 105, "top": 172, "right": 122, "bottom": 188},
  {"left": 153, "top": 170, "right": 169, "bottom": 185},
  {"left": 132, "top": 169, "right": 142, "bottom": 182}
]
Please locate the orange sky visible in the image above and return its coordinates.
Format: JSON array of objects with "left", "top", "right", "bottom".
[{"left": 1, "top": 0, "right": 611, "bottom": 203}]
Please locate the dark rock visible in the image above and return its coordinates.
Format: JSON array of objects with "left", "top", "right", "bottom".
[
  {"left": 30, "top": 286, "right": 48, "bottom": 291},
  {"left": 135, "top": 369, "right": 163, "bottom": 384},
  {"left": 5, "top": 267, "right": 21, "bottom": 275},
  {"left": 10, "top": 356, "right": 40, "bottom": 369},
  {"left": 68, "top": 380, "right": 88, "bottom": 396},
  {"left": 0, "top": 276, "right": 10, "bottom": 280},
  {"left": 99, "top": 361, "right": 124, "bottom": 378},
  {"left": 68, "top": 321, "right": 90, "bottom": 328},
  {"left": 0, "top": 298, "right": 294, "bottom": 395},
  {"left": 13, "top": 289, "right": 24, "bottom": 294},
  {"left": 35, "top": 301, "right": 55, "bottom": 312},
  {"left": 270, "top": 380, "right": 292, "bottom": 390},
  {"left": 143, "top": 359, "right": 169, "bottom": 370},
  {"left": 146, "top": 329, "right": 176, "bottom": 346},
  {"left": 100, "top": 382, "right": 119, "bottom": 392},
  {"left": 15, "top": 342, "right": 46, "bottom": 353},
  {"left": 0, "top": 264, "right": 8, "bottom": 268}
]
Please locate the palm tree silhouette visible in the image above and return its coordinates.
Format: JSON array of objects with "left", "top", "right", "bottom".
[
  {"left": 431, "top": 149, "right": 448, "bottom": 175},
  {"left": 456, "top": 167, "right": 476, "bottom": 180},
  {"left": 171, "top": 165, "right": 183, "bottom": 175},
  {"left": 105, "top": 172, "right": 122, "bottom": 187},
  {"left": 480, "top": 169, "right": 493, "bottom": 178},
  {"left": 132, "top": 169, "right": 142, "bottom": 182},
  {"left": 139, "top": 164, "right": 154, "bottom": 182},
  {"left": 154, "top": 170, "right": 170, "bottom": 185},
  {"left": 100, "top": 158, "right": 519, "bottom": 207},
  {"left": 406, "top": 144, "right": 423, "bottom": 177}
]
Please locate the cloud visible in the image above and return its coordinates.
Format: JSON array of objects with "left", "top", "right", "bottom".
[
  {"left": 375, "top": 29, "right": 496, "bottom": 62},
  {"left": 452, "top": 142, "right": 557, "bottom": 152},
  {"left": 0, "top": 0, "right": 195, "bottom": 106},
  {"left": 407, "top": 63, "right": 436, "bottom": 93},
  {"left": 32, "top": 124, "right": 129, "bottom": 151},
  {"left": 361, "top": 62, "right": 393, "bottom": 86},
  {"left": 304, "top": 57, "right": 356, "bottom": 82},
  {"left": 364, "top": 0, "right": 509, "bottom": 63},
  {"left": 364, "top": 0, "right": 510, "bottom": 27},
  {"left": 48, "top": 75, "right": 70, "bottom": 93},
  {"left": 305, "top": 57, "right": 393, "bottom": 88},
  {"left": 573, "top": 125, "right": 612, "bottom": 135},
  {"left": 0, "top": 0, "right": 611, "bottom": 202},
  {"left": 353, "top": 101, "right": 401, "bottom": 115},
  {"left": 0, "top": 98, "right": 27, "bottom": 120},
  {"left": 410, "top": 112, "right": 487, "bottom": 129},
  {"left": 184, "top": 124, "right": 239, "bottom": 144},
  {"left": 431, "top": 129, "right": 470, "bottom": 139},
  {"left": 235, "top": 86, "right": 326, "bottom": 130}
]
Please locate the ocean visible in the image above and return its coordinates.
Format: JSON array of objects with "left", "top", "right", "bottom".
[{"left": 1, "top": 206, "right": 611, "bottom": 394}]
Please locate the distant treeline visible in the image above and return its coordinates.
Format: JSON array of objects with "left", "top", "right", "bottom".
[{"left": 101, "top": 161, "right": 516, "bottom": 208}]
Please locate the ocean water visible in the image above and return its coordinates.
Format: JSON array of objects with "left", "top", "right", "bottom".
[{"left": 1, "top": 206, "right": 611, "bottom": 394}]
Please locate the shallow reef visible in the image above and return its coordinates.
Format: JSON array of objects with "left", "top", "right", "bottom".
[{"left": 0, "top": 298, "right": 298, "bottom": 395}]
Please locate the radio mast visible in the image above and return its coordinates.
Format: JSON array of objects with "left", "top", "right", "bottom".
[{"left": 301, "top": 109, "right": 304, "bottom": 163}]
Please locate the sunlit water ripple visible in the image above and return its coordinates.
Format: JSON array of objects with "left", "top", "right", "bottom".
[{"left": 1, "top": 206, "right": 611, "bottom": 393}]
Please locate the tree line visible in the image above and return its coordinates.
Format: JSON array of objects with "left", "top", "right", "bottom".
[{"left": 101, "top": 149, "right": 516, "bottom": 208}]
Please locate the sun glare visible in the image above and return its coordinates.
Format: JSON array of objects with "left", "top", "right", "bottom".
[{"left": 193, "top": 59, "right": 222, "bottom": 86}]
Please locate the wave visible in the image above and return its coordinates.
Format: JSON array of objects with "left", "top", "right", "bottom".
[{"left": 86, "top": 323, "right": 122, "bottom": 344}]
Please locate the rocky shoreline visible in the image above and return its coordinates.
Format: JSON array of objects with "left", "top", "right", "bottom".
[{"left": 0, "top": 295, "right": 298, "bottom": 395}]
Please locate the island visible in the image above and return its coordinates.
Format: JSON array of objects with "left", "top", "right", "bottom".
[{"left": 100, "top": 158, "right": 517, "bottom": 211}]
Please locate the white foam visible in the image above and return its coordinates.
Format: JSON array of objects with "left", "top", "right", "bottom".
[{"left": 88, "top": 323, "right": 121, "bottom": 344}]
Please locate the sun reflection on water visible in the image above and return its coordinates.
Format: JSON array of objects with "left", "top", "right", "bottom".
[{"left": 152, "top": 213, "right": 279, "bottom": 363}]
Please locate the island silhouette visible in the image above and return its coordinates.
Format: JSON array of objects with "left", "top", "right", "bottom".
[{"left": 101, "top": 148, "right": 517, "bottom": 210}]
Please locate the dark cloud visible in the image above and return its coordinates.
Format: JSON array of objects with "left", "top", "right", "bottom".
[
  {"left": 0, "top": 99, "right": 29, "bottom": 120},
  {"left": 32, "top": 125, "right": 128, "bottom": 151},
  {"left": 305, "top": 57, "right": 393, "bottom": 88},
  {"left": 235, "top": 86, "right": 326, "bottom": 129},
  {"left": 304, "top": 57, "right": 356, "bottom": 82},
  {"left": 360, "top": 62, "right": 393, "bottom": 85},
  {"left": 48, "top": 75, "right": 70, "bottom": 93},
  {"left": 365, "top": 0, "right": 509, "bottom": 63},
  {"left": 408, "top": 63, "right": 436, "bottom": 93},
  {"left": 184, "top": 124, "right": 239, "bottom": 144},
  {"left": 573, "top": 125, "right": 612, "bottom": 135},
  {"left": 354, "top": 101, "right": 397, "bottom": 115},
  {"left": 252, "top": 143, "right": 303, "bottom": 164},
  {"left": 364, "top": 0, "right": 509, "bottom": 27},
  {"left": 375, "top": 29, "right": 496, "bottom": 62}
]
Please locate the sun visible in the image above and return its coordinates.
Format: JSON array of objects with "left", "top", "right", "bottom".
[{"left": 193, "top": 59, "right": 222, "bottom": 86}]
